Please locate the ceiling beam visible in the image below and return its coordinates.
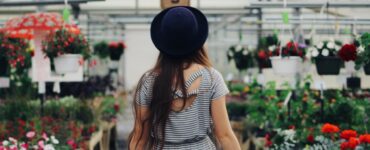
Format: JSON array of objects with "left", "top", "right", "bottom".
[{"left": 0, "top": 0, "right": 104, "bottom": 7}]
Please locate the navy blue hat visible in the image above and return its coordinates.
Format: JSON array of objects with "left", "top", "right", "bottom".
[{"left": 151, "top": 6, "right": 208, "bottom": 57}]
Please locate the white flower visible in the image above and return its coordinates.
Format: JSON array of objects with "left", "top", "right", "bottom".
[
  {"left": 242, "top": 50, "right": 249, "bottom": 55},
  {"left": 327, "top": 42, "right": 335, "bottom": 49},
  {"left": 235, "top": 45, "right": 243, "bottom": 52},
  {"left": 317, "top": 42, "right": 324, "bottom": 49},
  {"left": 358, "top": 46, "right": 365, "bottom": 53},
  {"left": 311, "top": 48, "right": 319, "bottom": 57},
  {"left": 50, "top": 136, "right": 59, "bottom": 144},
  {"left": 335, "top": 45, "right": 341, "bottom": 51},
  {"left": 8, "top": 137, "right": 17, "bottom": 144},
  {"left": 44, "top": 144, "right": 55, "bottom": 150},
  {"left": 268, "top": 45, "right": 276, "bottom": 51},
  {"left": 322, "top": 49, "right": 330, "bottom": 56},
  {"left": 16, "top": 82, "right": 22, "bottom": 87},
  {"left": 2, "top": 140, "right": 9, "bottom": 146}
]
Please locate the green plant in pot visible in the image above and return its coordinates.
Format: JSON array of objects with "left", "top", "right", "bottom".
[
  {"left": 93, "top": 41, "right": 109, "bottom": 59},
  {"left": 309, "top": 40, "right": 343, "bottom": 75},
  {"left": 355, "top": 32, "right": 370, "bottom": 75},
  {"left": 270, "top": 41, "right": 306, "bottom": 75},
  {"left": 227, "top": 45, "right": 256, "bottom": 72},
  {"left": 42, "top": 29, "right": 90, "bottom": 74}
]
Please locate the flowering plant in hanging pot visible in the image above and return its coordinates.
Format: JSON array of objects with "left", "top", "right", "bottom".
[
  {"left": 256, "top": 34, "right": 279, "bottom": 69},
  {"left": 338, "top": 44, "right": 358, "bottom": 74},
  {"left": 0, "top": 31, "right": 31, "bottom": 77},
  {"left": 108, "top": 42, "right": 126, "bottom": 61},
  {"left": 93, "top": 41, "right": 109, "bottom": 59},
  {"left": 309, "top": 40, "right": 343, "bottom": 75},
  {"left": 355, "top": 32, "right": 370, "bottom": 75},
  {"left": 227, "top": 44, "right": 256, "bottom": 72},
  {"left": 42, "top": 28, "right": 90, "bottom": 74},
  {"left": 269, "top": 41, "right": 305, "bottom": 75}
]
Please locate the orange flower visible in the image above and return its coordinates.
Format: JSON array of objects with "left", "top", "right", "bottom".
[
  {"left": 359, "top": 134, "right": 370, "bottom": 144},
  {"left": 340, "top": 130, "right": 357, "bottom": 140},
  {"left": 321, "top": 123, "right": 340, "bottom": 133}
]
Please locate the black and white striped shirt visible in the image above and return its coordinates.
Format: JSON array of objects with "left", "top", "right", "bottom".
[{"left": 136, "top": 67, "right": 229, "bottom": 149}]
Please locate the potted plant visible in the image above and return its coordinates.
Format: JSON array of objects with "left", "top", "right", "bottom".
[
  {"left": 355, "top": 32, "right": 370, "bottom": 75},
  {"left": 93, "top": 41, "right": 109, "bottom": 59},
  {"left": 42, "top": 29, "right": 90, "bottom": 74},
  {"left": 256, "top": 34, "right": 279, "bottom": 70},
  {"left": 270, "top": 41, "right": 305, "bottom": 75},
  {"left": 227, "top": 45, "right": 256, "bottom": 72},
  {"left": 338, "top": 44, "right": 358, "bottom": 74},
  {"left": 108, "top": 42, "right": 125, "bottom": 61},
  {"left": 309, "top": 40, "right": 343, "bottom": 75}
]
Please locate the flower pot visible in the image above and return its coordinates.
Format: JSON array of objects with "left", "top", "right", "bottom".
[
  {"left": 346, "top": 77, "right": 361, "bottom": 89},
  {"left": 0, "top": 56, "right": 9, "bottom": 77},
  {"left": 315, "top": 57, "right": 342, "bottom": 75},
  {"left": 54, "top": 54, "right": 82, "bottom": 74},
  {"left": 344, "top": 61, "right": 356, "bottom": 74},
  {"left": 270, "top": 56, "right": 302, "bottom": 75},
  {"left": 364, "top": 63, "right": 370, "bottom": 75}
]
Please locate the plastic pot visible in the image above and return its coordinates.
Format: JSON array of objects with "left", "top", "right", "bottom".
[
  {"left": 0, "top": 56, "right": 9, "bottom": 77},
  {"left": 270, "top": 56, "right": 302, "bottom": 75},
  {"left": 54, "top": 54, "right": 82, "bottom": 74},
  {"left": 315, "top": 57, "right": 342, "bottom": 75},
  {"left": 364, "top": 63, "right": 370, "bottom": 75},
  {"left": 346, "top": 77, "right": 361, "bottom": 89}
]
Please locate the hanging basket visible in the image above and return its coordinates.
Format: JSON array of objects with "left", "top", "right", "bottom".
[
  {"left": 315, "top": 57, "right": 342, "bottom": 75},
  {"left": 0, "top": 56, "right": 9, "bottom": 77},
  {"left": 346, "top": 77, "right": 361, "bottom": 89},
  {"left": 270, "top": 56, "right": 302, "bottom": 75},
  {"left": 364, "top": 63, "right": 370, "bottom": 75},
  {"left": 54, "top": 54, "right": 82, "bottom": 74}
]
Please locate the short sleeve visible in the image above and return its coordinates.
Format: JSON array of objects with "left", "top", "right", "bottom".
[
  {"left": 210, "top": 69, "right": 229, "bottom": 100},
  {"left": 135, "top": 73, "right": 154, "bottom": 106}
]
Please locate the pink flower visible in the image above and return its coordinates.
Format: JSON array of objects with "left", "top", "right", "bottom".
[
  {"left": 42, "top": 133, "right": 49, "bottom": 141},
  {"left": 26, "top": 131, "right": 35, "bottom": 139},
  {"left": 67, "top": 139, "right": 77, "bottom": 149},
  {"left": 21, "top": 143, "right": 28, "bottom": 149},
  {"left": 38, "top": 140, "right": 44, "bottom": 149}
]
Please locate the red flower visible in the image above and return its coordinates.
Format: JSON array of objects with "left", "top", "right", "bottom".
[
  {"left": 340, "top": 130, "right": 357, "bottom": 140},
  {"left": 258, "top": 50, "right": 267, "bottom": 59},
  {"left": 359, "top": 134, "right": 370, "bottom": 144},
  {"left": 341, "top": 142, "right": 349, "bottom": 150},
  {"left": 264, "top": 134, "right": 272, "bottom": 147},
  {"left": 338, "top": 44, "right": 357, "bottom": 61},
  {"left": 348, "top": 137, "right": 359, "bottom": 149},
  {"left": 114, "top": 102, "right": 120, "bottom": 112},
  {"left": 307, "top": 134, "right": 314, "bottom": 143},
  {"left": 321, "top": 123, "right": 340, "bottom": 133}
]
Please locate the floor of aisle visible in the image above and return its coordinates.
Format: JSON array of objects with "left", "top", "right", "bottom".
[{"left": 117, "top": 94, "right": 135, "bottom": 150}]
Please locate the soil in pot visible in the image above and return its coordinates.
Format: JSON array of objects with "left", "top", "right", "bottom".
[
  {"left": 0, "top": 56, "right": 9, "bottom": 77},
  {"left": 315, "top": 57, "right": 342, "bottom": 75},
  {"left": 364, "top": 63, "right": 370, "bottom": 75}
]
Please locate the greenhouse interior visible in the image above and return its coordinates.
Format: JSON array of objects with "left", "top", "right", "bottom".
[{"left": 0, "top": 0, "right": 370, "bottom": 150}]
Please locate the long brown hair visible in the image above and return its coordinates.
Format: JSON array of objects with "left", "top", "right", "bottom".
[{"left": 128, "top": 47, "right": 212, "bottom": 149}]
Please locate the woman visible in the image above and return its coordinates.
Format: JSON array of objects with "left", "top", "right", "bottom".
[{"left": 129, "top": 6, "right": 240, "bottom": 150}]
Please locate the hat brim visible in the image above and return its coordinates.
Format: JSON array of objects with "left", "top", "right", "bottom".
[{"left": 151, "top": 6, "right": 208, "bottom": 57}]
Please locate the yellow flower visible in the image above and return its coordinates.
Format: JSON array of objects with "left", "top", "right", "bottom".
[{"left": 243, "top": 86, "right": 250, "bottom": 93}]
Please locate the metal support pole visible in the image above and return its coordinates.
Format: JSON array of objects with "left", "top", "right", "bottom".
[{"left": 256, "top": 8, "right": 262, "bottom": 44}]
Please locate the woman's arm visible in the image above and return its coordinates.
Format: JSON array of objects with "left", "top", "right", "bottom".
[
  {"left": 129, "top": 106, "right": 150, "bottom": 150},
  {"left": 211, "top": 96, "right": 241, "bottom": 150}
]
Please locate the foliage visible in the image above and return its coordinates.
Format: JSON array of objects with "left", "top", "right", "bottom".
[
  {"left": 42, "top": 29, "right": 90, "bottom": 59},
  {"left": 227, "top": 45, "right": 256, "bottom": 71},
  {"left": 355, "top": 32, "right": 370, "bottom": 69},
  {"left": 93, "top": 41, "right": 109, "bottom": 59}
]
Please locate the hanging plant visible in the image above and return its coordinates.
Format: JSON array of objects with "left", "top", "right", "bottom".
[
  {"left": 42, "top": 29, "right": 90, "bottom": 59},
  {"left": 108, "top": 41, "right": 126, "bottom": 61},
  {"left": 309, "top": 40, "right": 342, "bottom": 59},
  {"left": 355, "top": 33, "right": 370, "bottom": 74},
  {"left": 93, "top": 41, "right": 109, "bottom": 59},
  {"left": 42, "top": 28, "right": 90, "bottom": 74},
  {"left": 227, "top": 45, "right": 255, "bottom": 71},
  {"left": 256, "top": 35, "right": 279, "bottom": 69},
  {"left": 272, "top": 41, "right": 306, "bottom": 58}
]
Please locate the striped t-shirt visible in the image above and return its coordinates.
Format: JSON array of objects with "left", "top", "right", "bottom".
[{"left": 136, "top": 67, "right": 229, "bottom": 149}]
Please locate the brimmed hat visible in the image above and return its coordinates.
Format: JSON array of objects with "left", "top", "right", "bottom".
[{"left": 150, "top": 6, "right": 208, "bottom": 57}]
